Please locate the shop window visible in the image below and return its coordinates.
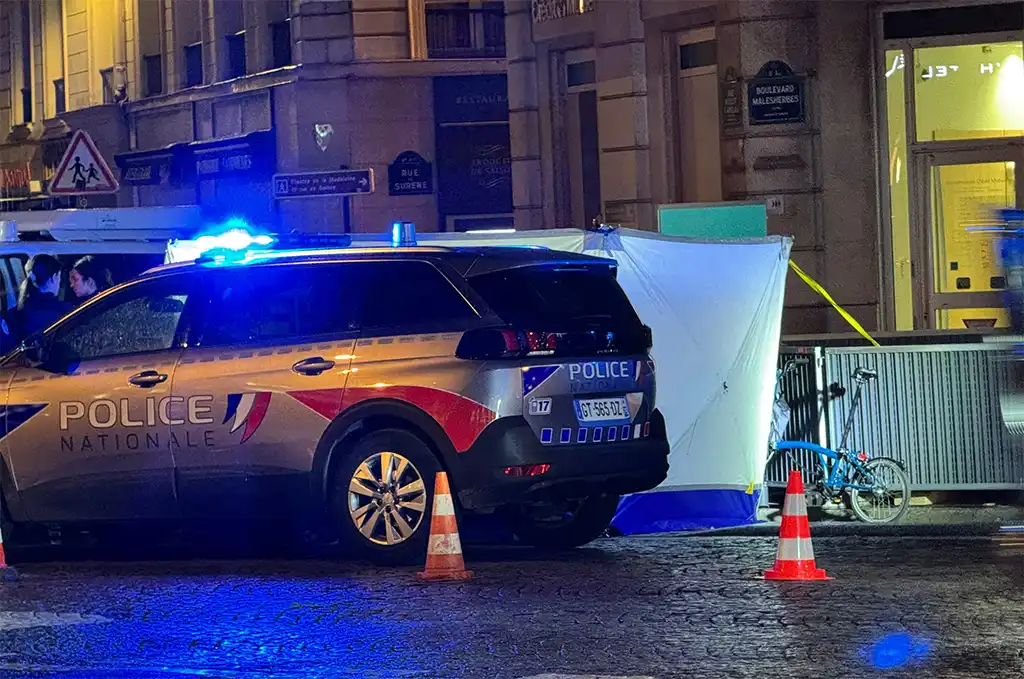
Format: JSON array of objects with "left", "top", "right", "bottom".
[
  {"left": 143, "top": 55, "right": 163, "bottom": 97},
  {"left": 271, "top": 20, "right": 292, "bottom": 68},
  {"left": 53, "top": 79, "right": 65, "bottom": 115},
  {"left": 227, "top": 31, "right": 246, "bottom": 79},
  {"left": 426, "top": 1, "right": 505, "bottom": 59},
  {"left": 931, "top": 160, "right": 1014, "bottom": 296},
  {"left": 184, "top": 43, "right": 203, "bottom": 88},
  {"left": 914, "top": 42, "right": 1024, "bottom": 142},
  {"left": 884, "top": 49, "right": 912, "bottom": 330},
  {"left": 100, "top": 68, "right": 115, "bottom": 104}
]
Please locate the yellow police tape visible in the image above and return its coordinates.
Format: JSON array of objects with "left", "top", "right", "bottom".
[{"left": 788, "top": 259, "right": 881, "bottom": 348}]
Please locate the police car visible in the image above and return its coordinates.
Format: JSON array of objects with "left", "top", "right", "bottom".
[{"left": 0, "top": 227, "right": 670, "bottom": 564}]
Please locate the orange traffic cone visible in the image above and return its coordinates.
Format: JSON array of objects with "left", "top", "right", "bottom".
[
  {"left": 416, "top": 471, "right": 472, "bottom": 582},
  {"left": 763, "top": 470, "right": 830, "bottom": 581},
  {"left": 0, "top": 521, "right": 19, "bottom": 582}
]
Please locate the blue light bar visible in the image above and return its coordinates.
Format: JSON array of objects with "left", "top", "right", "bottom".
[
  {"left": 392, "top": 221, "right": 417, "bottom": 247},
  {"left": 192, "top": 228, "right": 274, "bottom": 253}
]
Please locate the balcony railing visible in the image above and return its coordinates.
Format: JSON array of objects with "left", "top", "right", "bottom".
[{"left": 426, "top": 2, "right": 505, "bottom": 59}]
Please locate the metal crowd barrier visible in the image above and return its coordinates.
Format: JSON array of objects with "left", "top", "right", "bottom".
[{"left": 767, "top": 340, "right": 1024, "bottom": 491}]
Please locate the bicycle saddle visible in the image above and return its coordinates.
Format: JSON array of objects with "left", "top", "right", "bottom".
[{"left": 853, "top": 367, "right": 877, "bottom": 380}]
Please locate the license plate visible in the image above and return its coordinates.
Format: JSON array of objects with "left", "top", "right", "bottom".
[{"left": 574, "top": 397, "right": 630, "bottom": 423}]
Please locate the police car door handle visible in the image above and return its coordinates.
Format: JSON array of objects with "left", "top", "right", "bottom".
[
  {"left": 292, "top": 357, "right": 335, "bottom": 376},
  {"left": 128, "top": 370, "right": 168, "bottom": 388}
]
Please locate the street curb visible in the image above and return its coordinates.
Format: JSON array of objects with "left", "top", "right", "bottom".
[{"left": 677, "top": 521, "right": 1007, "bottom": 538}]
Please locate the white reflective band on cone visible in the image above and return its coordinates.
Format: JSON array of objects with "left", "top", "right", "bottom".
[
  {"left": 783, "top": 492, "right": 808, "bottom": 517},
  {"left": 429, "top": 533, "right": 463, "bottom": 556},
  {"left": 434, "top": 493, "right": 455, "bottom": 516},
  {"left": 777, "top": 537, "right": 815, "bottom": 561}
]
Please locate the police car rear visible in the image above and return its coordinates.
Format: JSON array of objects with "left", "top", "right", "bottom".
[{"left": 453, "top": 257, "right": 669, "bottom": 547}]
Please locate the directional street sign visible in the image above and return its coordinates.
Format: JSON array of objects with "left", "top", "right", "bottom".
[
  {"left": 272, "top": 169, "right": 375, "bottom": 199},
  {"left": 48, "top": 130, "right": 119, "bottom": 195}
]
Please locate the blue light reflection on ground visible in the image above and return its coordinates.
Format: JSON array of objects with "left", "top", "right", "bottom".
[{"left": 860, "top": 631, "right": 933, "bottom": 671}]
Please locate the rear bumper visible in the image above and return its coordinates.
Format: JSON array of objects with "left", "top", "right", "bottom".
[{"left": 451, "top": 409, "right": 670, "bottom": 511}]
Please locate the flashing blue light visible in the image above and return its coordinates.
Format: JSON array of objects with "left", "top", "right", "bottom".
[
  {"left": 391, "top": 221, "right": 417, "bottom": 247},
  {"left": 191, "top": 224, "right": 276, "bottom": 257}
]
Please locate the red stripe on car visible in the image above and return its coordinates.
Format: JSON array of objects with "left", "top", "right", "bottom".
[{"left": 288, "top": 386, "right": 496, "bottom": 452}]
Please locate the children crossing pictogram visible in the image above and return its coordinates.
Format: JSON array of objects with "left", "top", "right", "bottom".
[{"left": 48, "top": 130, "right": 119, "bottom": 195}]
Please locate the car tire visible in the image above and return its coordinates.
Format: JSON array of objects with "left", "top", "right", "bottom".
[
  {"left": 328, "top": 428, "right": 441, "bottom": 566},
  {"left": 511, "top": 494, "right": 620, "bottom": 549}
]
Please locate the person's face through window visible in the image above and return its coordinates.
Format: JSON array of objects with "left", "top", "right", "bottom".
[{"left": 69, "top": 269, "right": 97, "bottom": 299}]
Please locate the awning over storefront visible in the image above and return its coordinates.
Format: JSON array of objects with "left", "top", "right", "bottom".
[
  {"left": 114, "top": 143, "right": 189, "bottom": 186},
  {"left": 0, "top": 134, "right": 72, "bottom": 198},
  {"left": 114, "top": 129, "right": 276, "bottom": 188},
  {"left": 189, "top": 129, "right": 276, "bottom": 181}
]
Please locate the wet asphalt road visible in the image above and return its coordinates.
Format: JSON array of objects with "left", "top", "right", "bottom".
[{"left": 0, "top": 534, "right": 1019, "bottom": 679}]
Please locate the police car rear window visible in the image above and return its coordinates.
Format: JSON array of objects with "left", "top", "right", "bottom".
[{"left": 469, "top": 265, "right": 644, "bottom": 332}]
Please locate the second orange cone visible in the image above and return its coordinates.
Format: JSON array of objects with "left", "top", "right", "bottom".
[
  {"left": 416, "top": 471, "right": 473, "bottom": 582},
  {"left": 763, "top": 470, "right": 830, "bottom": 581}
]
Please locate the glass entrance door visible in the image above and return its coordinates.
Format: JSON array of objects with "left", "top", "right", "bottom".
[{"left": 916, "top": 148, "right": 1024, "bottom": 329}]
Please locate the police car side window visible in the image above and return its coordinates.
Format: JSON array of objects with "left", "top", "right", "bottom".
[
  {"left": 202, "top": 264, "right": 360, "bottom": 347},
  {"left": 355, "top": 261, "right": 476, "bottom": 333},
  {"left": 53, "top": 280, "right": 189, "bottom": 361}
]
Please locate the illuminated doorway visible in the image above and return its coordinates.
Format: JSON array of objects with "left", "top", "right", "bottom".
[
  {"left": 881, "top": 19, "right": 1024, "bottom": 330},
  {"left": 916, "top": 149, "right": 1022, "bottom": 329}
]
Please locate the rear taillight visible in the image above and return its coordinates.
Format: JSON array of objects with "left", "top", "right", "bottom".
[
  {"left": 456, "top": 328, "right": 559, "bottom": 360},
  {"left": 504, "top": 464, "right": 550, "bottom": 477}
]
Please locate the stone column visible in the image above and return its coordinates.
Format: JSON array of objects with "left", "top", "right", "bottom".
[
  {"left": 594, "top": 0, "right": 652, "bottom": 230},
  {"left": 506, "top": 0, "right": 544, "bottom": 230},
  {"left": 200, "top": 0, "right": 222, "bottom": 84},
  {"left": 244, "top": 0, "right": 271, "bottom": 73},
  {"left": 351, "top": 0, "right": 407, "bottom": 61},
  {"left": 291, "top": 0, "right": 353, "bottom": 65},
  {"left": 162, "top": 0, "right": 176, "bottom": 91}
]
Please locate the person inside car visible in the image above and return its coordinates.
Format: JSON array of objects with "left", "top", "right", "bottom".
[
  {"left": 69, "top": 255, "right": 113, "bottom": 304},
  {"left": 1, "top": 254, "right": 73, "bottom": 352}
]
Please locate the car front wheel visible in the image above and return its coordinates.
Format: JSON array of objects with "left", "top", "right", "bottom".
[{"left": 329, "top": 428, "right": 440, "bottom": 566}]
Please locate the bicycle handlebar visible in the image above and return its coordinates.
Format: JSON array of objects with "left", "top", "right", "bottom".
[{"left": 779, "top": 357, "right": 811, "bottom": 376}]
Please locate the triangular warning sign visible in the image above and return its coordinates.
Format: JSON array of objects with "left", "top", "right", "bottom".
[{"left": 48, "top": 130, "right": 119, "bottom": 195}]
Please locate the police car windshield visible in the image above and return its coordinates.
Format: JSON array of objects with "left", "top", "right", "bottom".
[{"left": 469, "top": 265, "right": 645, "bottom": 333}]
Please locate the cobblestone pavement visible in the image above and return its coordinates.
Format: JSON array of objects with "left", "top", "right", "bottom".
[{"left": 0, "top": 534, "right": 1019, "bottom": 679}]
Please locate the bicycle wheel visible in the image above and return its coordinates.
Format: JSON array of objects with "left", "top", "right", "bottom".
[{"left": 846, "top": 457, "right": 912, "bottom": 524}]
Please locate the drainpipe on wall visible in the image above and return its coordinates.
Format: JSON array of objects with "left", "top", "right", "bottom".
[{"left": 112, "top": 0, "right": 128, "bottom": 98}]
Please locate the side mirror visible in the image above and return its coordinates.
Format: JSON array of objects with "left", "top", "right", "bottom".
[
  {"left": 642, "top": 325, "right": 653, "bottom": 350},
  {"left": 33, "top": 339, "right": 79, "bottom": 375},
  {"left": 20, "top": 335, "right": 44, "bottom": 366}
]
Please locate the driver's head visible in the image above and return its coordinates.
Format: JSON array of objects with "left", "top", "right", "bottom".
[{"left": 25, "top": 255, "right": 62, "bottom": 296}]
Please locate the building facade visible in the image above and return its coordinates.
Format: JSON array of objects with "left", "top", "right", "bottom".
[
  {"left": 516, "top": 0, "right": 1024, "bottom": 335},
  {"left": 0, "top": 0, "right": 513, "bottom": 234},
  {"left": 0, "top": 0, "right": 1019, "bottom": 335}
]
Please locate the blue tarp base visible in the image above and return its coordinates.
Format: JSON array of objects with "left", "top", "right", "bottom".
[{"left": 612, "top": 488, "right": 763, "bottom": 534}]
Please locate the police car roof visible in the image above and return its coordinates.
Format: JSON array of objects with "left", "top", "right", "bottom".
[{"left": 144, "top": 246, "right": 616, "bottom": 279}]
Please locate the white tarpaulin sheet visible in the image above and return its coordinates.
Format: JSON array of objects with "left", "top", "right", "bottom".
[{"left": 406, "top": 228, "right": 793, "bottom": 532}]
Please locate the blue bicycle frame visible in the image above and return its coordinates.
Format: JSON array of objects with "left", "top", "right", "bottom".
[{"left": 773, "top": 441, "right": 874, "bottom": 493}]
